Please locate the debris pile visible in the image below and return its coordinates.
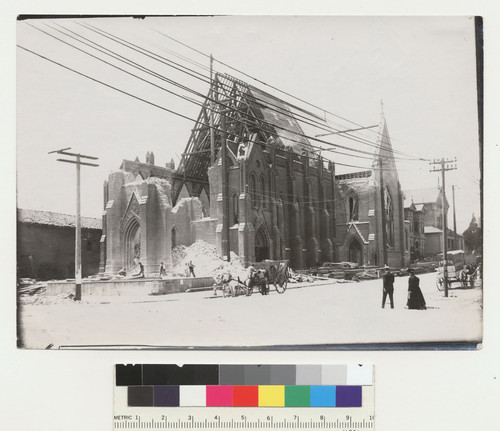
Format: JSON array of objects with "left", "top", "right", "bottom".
[
  {"left": 288, "top": 269, "right": 315, "bottom": 283},
  {"left": 18, "top": 291, "right": 76, "bottom": 305},
  {"left": 17, "top": 278, "right": 47, "bottom": 295},
  {"left": 171, "top": 240, "right": 247, "bottom": 280}
]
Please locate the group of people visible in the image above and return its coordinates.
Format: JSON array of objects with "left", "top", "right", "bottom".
[
  {"left": 158, "top": 261, "right": 196, "bottom": 278},
  {"left": 382, "top": 265, "right": 427, "bottom": 310},
  {"left": 118, "top": 260, "right": 197, "bottom": 279}
]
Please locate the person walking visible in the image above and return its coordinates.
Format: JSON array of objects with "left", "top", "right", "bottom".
[
  {"left": 407, "top": 268, "right": 427, "bottom": 310},
  {"left": 159, "top": 262, "right": 166, "bottom": 278},
  {"left": 382, "top": 265, "right": 395, "bottom": 309},
  {"left": 133, "top": 260, "right": 144, "bottom": 278},
  {"left": 188, "top": 260, "right": 196, "bottom": 277}
]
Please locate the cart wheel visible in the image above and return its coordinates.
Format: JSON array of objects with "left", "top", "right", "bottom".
[
  {"left": 436, "top": 276, "right": 445, "bottom": 291},
  {"left": 275, "top": 273, "right": 287, "bottom": 294}
]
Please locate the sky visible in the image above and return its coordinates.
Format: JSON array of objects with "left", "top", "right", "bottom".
[{"left": 16, "top": 16, "right": 481, "bottom": 233}]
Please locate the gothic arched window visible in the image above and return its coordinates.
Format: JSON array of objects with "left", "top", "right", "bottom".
[
  {"left": 348, "top": 192, "right": 359, "bottom": 221},
  {"left": 249, "top": 174, "right": 257, "bottom": 207},
  {"left": 232, "top": 193, "right": 239, "bottom": 224},
  {"left": 260, "top": 175, "right": 266, "bottom": 208},
  {"left": 384, "top": 187, "right": 394, "bottom": 247}
]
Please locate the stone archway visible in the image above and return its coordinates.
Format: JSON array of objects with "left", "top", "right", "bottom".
[
  {"left": 255, "top": 226, "right": 270, "bottom": 262},
  {"left": 347, "top": 238, "right": 363, "bottom": 266},
  {"left": 123, "top": 218, "right": 141, "bottom": 271}
]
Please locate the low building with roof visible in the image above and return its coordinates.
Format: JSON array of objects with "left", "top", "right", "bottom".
[
  {"left": 403, "top": 187, "right": 462, "bottom": 258},
  {"left": 17, "top": 209, "right": 102, "bottom": 280},
  {"left": 404, "top": 201, "right": 426, "bottom": 260}
]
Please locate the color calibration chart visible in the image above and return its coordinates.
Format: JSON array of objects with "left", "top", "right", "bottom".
[{"left": 114, "top": 364, "right": 374, "bottom": 430}]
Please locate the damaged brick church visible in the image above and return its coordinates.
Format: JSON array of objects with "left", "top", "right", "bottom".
[{"left": 100, "top": 74, "right": 409, "bottom": 276}]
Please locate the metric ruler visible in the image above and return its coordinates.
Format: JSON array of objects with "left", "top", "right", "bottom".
[{"left": 114, "top": 386, "right": 374, "bottom": 430}]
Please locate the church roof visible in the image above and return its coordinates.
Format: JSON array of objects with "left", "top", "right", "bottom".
[
  {"left": 248, "top": 85, "right": 316, "bottom": 154},
  {"left": 17, "top": 208, "right": 102, "bottom": 230},
  {"left": 177, "top": 73, "right": 330, "bottom": 183}
]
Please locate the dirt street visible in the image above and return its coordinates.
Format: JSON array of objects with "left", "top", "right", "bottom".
[{"left": 18, "top": 273, "right": 482, "bottom": 349}]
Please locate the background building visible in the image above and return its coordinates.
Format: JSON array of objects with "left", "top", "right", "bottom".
[{"left": 17, "top": 209, "right": 102, "bottom": 280}]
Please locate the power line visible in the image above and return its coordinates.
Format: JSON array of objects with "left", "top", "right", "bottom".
[
  {"left": 152, "top": 24, "right": 430, "bottom": 161},
  {"left": 19, "top": 43, "right": 397, "bottom": 175},
  {"left": 75, "top": 21, "right": 426, "bottom": 162},
  {"left": 27, "top": 23, "right": 409, "bottom": 166},
  {"left": 78, "top": 21, "right": 390, "bottom": 153}
]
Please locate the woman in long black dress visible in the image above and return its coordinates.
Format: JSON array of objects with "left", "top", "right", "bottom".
[{"left": 407, "top": 269, "right": 427, "bottom": 310}]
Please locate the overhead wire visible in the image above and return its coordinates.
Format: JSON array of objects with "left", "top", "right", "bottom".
[
  {"left": 18, "top": 42, "right": 398, "bottom": 174},
  {"left": 77, "top": 21, "right": 425, "bottom": 162},
  {"left": 152, "top": 25, "right": 430, "bottom": 161},
  {"left": 27, "top": 22, "right": 405, "bottom": 167},
  {"left": 77, "top": 22, "right": 379, "bottom": 147}
]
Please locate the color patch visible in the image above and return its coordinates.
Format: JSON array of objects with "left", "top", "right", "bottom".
[
  {"left": 270, "top": 365, "right": 296, "bottom": 385},
  {"left": 128, "top": 386, "right": 154, "bottom": 406},
  {"left": 295, "top": 365, "right": 322, "bottom": 385},
  {"left": 285, "top": 385, "right": 310, "bottom": 407},
  {"left": 154, "top": 386, "right": 179, "bottom": 407},
  {"left": 220, "top": 365, "right": 245, "bottom": 385},
  {"left": 143, "top": 365, "right": 219, "bottom": 385},
  {"left": 116, "top": 364, "right": 142, "bottom": 386},
  {"left": 310, "top": 385, "right": 336, "bottom": 407},
  {"left": 321, "top": 365, "right": 347, "bottom": 385},
  {"left": 179, "top": 385, "right": 206, "bottom": 407},
  {"left": 244, "top": 365, "right": 271, "bottom": 385},
  {"left": 233, "top": 385, "right": 259, "bottom": 407},
  {"left": 259, "top": 385, "right": 285, "bottom": 407},
  {"left": 346, "top": 364, "right": 373, "bottom": 385},
  {"left": 336, "top": 386, "right": 362, "bottom": 407},
  {"left": 206, "top": 386, "right": 233, "bottom": 407}
]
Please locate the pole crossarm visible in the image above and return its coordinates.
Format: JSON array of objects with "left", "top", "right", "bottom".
[
  {"left": 49, "top": 147, "right": 99, "bottom": 160},
  {"left": 56, "top": 158, "right": 99, "bottom": 167}
]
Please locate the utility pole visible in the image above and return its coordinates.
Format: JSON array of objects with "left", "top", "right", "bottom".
[
  {"left": 49, "top": 148, "right": 99, "bottom": 301},
  {"left": 430, "top": 158, "right": 457, "bottom": 297},
  {"left": 220, "top": 111, "right": 230, "bottom": 262},
  {"left": 379, "top": 157, "right": 388, "bottom": 266},
  {"left": 452, "top": 185, "right": 458, "bottom": 249}
]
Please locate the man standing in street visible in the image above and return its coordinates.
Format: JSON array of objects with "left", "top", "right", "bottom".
[
  {"left": 382, "top": 265, "right": 395, "bottom": 309},
  {"left": 188, "top": 260, "right": 196, "bottom": 277}
]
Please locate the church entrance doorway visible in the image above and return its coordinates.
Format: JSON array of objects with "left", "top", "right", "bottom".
[
  {"left": 255, "top": 227, "right": 270, "bottom": 262},
  {"left": 124, "top": 220, "right": 141, "bottom": 271},
  {"left": 348, "top": 239, "right": 363, "bottom": 266}
]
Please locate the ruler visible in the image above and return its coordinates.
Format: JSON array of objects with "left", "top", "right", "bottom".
[{"left": 114, "top": 385, "right": 375, "bottom": 430}]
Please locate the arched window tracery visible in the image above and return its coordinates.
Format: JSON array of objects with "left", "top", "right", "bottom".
[{"left": 384, "top": 187, "right": 394, "bottom": 247}]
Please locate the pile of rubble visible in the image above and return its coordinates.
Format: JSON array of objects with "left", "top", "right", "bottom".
[
  {"left": 171, "top": 240, "right": 247, "bottom": 280},
  {"left": 18, "top": 291, "right": 76, "bottom": 306}
]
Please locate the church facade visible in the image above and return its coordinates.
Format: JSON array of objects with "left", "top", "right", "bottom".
[{"left": 99, "top": 74, "right": 409, "bottom": 276}]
